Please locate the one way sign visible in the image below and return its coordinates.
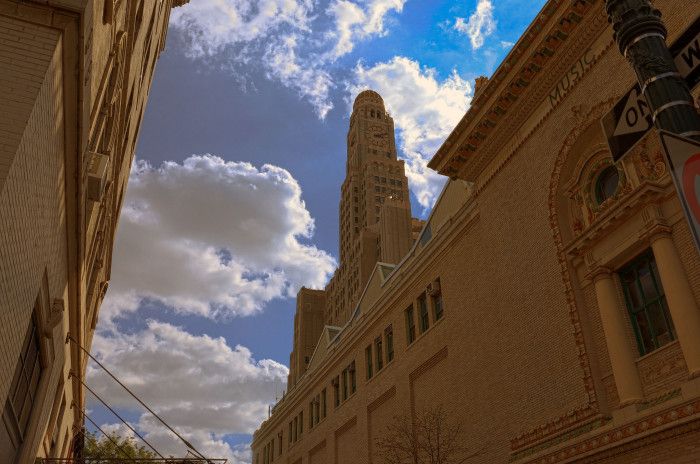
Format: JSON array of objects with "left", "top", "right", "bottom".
[{"left": 602, "top": 16, "right": 700, "bottom": 162}]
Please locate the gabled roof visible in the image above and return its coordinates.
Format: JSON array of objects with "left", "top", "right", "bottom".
[{"left": 305, "top": 325, "right": 343, "bottom": 373}]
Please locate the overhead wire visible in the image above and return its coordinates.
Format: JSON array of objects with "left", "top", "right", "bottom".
[
  {"left": 71, "top": 372, "right": 166, "bottom": 459},
  {"left": 67, "top": 334, "right": 212, "bottom": 463}
]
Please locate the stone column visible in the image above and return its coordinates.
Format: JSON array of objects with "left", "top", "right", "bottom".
[
  {"left": 651, "top": 233, "right": 700, "bottom": 377},
  {"left": 592, "top": 269, "right": 644, "bottom": 405}
]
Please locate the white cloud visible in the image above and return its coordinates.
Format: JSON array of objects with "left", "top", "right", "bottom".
[
  {"left": 169, "top": 0, "right": 313, "bottom": 57},
  {"left": 454, "top": 0, "right": 496, "bottom": 50},
  {"left": 102, "top": 155, "right": 335, "bottom": 323},
  {"left": 325, "top": 0, "right": 406, "bottom": 59},
  {"left": 350, "top": 57, "right": 473, "bottom": 209},
  {"left": 169, "top": 0, "right": 406, "bottom": 118},
  {"left": 263, "top": 35, "right": 335, "bottom": 118},
  {"left": 88, "top": 321, "right": 286, "bottom": 463}
]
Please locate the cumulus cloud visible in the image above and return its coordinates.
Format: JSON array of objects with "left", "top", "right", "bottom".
[
  {"left": 325, "top": 0, "right": 406, "bottom": 59},
  {"left": 350, "top": 57, "right": 473, "bottom": 208},
  {"left": 263, "top": 35, "right": 335, "bottom": 118},
  {"left": 169, "top": 0, "right": 406, "bottom": 117},
  {"left": 88, "top": 321, "right": 286, "bottom": 463},
  {"left": 454, "top": 0, "right": 496, "bottom": 49},
  {"left": 169, "top": 0, "right": 313, "bottom": 57},
  {"left": 102, "top": 155, "right": 335, "bottom": 323}
]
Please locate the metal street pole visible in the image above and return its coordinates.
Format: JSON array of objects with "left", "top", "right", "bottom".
[{"left": 605, "top": 0, "right": 700, "bottom": 141}]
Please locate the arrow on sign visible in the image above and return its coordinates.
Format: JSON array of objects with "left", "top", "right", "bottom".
[{"left": 613, "top": 86, "right": 651, "bottom": 137}]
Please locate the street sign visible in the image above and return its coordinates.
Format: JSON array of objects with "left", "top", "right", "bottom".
[
  {"left": 659, "top": 131, "right": 700, "bottom": 251},
  {"left": 602, "top": 16, "right": 700, "bottom": 162}
]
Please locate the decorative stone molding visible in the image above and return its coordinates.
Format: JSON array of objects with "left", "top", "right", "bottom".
[
  {"left": 430, "top": 0, "right": 603, "bottom": 180},
  {"left": 45, "top": 298, "right": 65, "bottom": 336},
  {"left": 518, "top": 398, "right": 700, "bottom": 464}
]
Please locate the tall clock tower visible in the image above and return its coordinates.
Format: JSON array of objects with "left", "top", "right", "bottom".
[
  {"left": 286, "top": 90, "right": 418, "bottom": 386},
  {"left": 327, "top": 90, "right": 413, "bottom": 324}
]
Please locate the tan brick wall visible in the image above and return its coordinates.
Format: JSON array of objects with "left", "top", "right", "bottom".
[
  {"left": 252, "top": 1, "right": 700, "bottom": 463},
  {"left": 0, "top": 23, "right": 71, "bottom": 461},
  {"left": 0, "top": 1, "right": 181, "bottom": 461},
  {"left": 0, "top": 14, "right": 58, "bottom": 188}
]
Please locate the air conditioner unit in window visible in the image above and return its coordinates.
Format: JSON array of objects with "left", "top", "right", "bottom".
[
  {"left": 427, "top": 280, "right": 441, "bottom": 296},
  {"left": 87, "top": 151, "right": 109, "bottom": 202}
]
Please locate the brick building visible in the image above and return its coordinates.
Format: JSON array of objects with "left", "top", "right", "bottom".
[
  {"left": 252, "top": 0, "right": 700, "bottom": 462},
  {"left": 0, "top": 1, "right": 185, "bottom": 462}
]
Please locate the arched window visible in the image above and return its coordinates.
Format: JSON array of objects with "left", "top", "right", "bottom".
[{"left": 594, "top": 165, "right": 619, "bottom": 204}]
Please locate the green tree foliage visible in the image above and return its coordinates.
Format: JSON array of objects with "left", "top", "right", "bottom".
[{"left": 84, "top": 430, "right": 157, "bottom": 460}]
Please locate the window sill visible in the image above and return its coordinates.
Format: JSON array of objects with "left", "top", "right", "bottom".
[
  {"left": 635, "top": 339, "right": 679, "bottom": 364},
  {"left": 406, "top": 316, "right": 446, "bottom": 351},
  {"left": 365, "top": 359, "right": 395, "bottom": 385}
]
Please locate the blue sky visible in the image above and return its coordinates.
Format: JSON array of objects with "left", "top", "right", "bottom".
[{"left": 86, "top": 1, "right": 546, "bottom": 461}]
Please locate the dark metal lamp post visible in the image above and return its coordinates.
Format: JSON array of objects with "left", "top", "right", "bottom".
[{"left": 605, "top": 0, "right": 700, "bottom": 141}]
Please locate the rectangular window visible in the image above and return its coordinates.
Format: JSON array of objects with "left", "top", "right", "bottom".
[
  {"left": 299, "top": 411, "right": 303, "bottom": 435},
  {"left": 315, "top": 395, "right": 320, "bottom": 423},
  {"left": 288, "top": 422, "right": 292, "bottom": 443},
  {"left": 418, "top": 295, "right": 429, "bottom": 333},
  {"left": 333, "top": 377, "right": 340, "bottom": 407},
  {"left": 321, "top": 388, "right": 327, "bottom": 418},
  {"left": 365, "top": 345, "right": 373, "bottom": 379},
  {"left": 619, "top": 250, "right": 675, "bottom": 356},
  {"left": 432, "top": 292, "right": 443, "bottom": 322},
  {"left": 278, "top": 432, "right": 283, "bottom": 455},
  {"left": 385, "top": 325, "right": 394, "bottom": 362},
  {"left": 349, "top": 361, "right": 356, "bottom": 393},
  {"left": 309, "top": 402, "right": 314, "bottom": 428},
  {"left": 2, "top": 316, "right": 42, "bottom": 464},
  {"left": 375, "top": 337, "right": 383, "bottom": 371},
  {"left": 341, "top": 369, "right": 348, "bottom": 401},
  {"left": 405, "top": 305, "right": 416, "bottom": 344}
]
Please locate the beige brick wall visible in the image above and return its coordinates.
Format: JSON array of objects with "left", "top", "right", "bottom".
[
  {"left": 0, "top": 22, "right": 71, "bottom": 461},
  {"left": 0, "top": 15, "right": 59, "bottom": 198},
  {"left": 252, "top": 1, "right": 700, "bottom": 463}
]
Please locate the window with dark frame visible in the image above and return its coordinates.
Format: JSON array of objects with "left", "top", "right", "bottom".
[
  {"left": 594, "top": 165, "right": 620, "bottom": 205},
  {"left": 349, "top": 361, "right": 357, "bottom": 393},
  {"left": 365, "top": 345, "right": 373, "bottom": 379},
  {"left": 321, "top": 388, "right": 327, "bottom": 418},
  {"left": 405, "top": 305, "right": 416, "bottom": 344},
  {"left": 432, "top": 290, "right": 443, "bottom": 322},
  {"left": 1, "top": 316, "right": 43, "bottom": 464},
  {"left": 342, "top": 368, "right": 349, "bottom": 401},
  {"left": 619, "top": 250, "right": 675, "bottom": 356},
  {"left": 333, "top": 377, "right": 340, "bottom": 407},
  {"left": 418, "top": 294, "right": 429, "bottom": 333},
  {"left": 375, "top": 337, "right": 383, "bottom": 371},
  {"left": 385, "top": 325, "right": 394, "bottom": 362}
]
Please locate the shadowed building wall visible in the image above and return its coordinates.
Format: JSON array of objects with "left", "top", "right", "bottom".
[{"left": 0, "top": 1, "right": 186, "bottom": 462}]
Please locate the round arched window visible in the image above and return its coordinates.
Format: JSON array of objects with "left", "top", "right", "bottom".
[{"left": 595, "top": 165, "right": 620, "bottom": 204}]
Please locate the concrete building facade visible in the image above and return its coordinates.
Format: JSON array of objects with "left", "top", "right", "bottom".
[
  {"left": 0, "top": 1, "right": 185, "bottom": 462},
  {"left": 252, "top": 0, "right": 700, "bottom": 463}
]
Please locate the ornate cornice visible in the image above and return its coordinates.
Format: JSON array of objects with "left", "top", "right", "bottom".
[
  {"left": 429, "top": 0, "right": 604, "bottom": 181},
  {"left": 517, "top": 398, "right": 700, "bottom": 464},
  {"left": 564, "top": 181, "right": 668, "bottom": 256}
]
